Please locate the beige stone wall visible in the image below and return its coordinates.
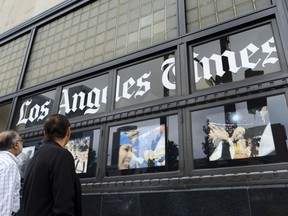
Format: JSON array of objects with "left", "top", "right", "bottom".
[{"left": 0, "top": 0, "right": 65, "bottom": 35}]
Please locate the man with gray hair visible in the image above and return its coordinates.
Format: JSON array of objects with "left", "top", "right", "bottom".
[{"left": 0, "top": 130, "right": 23, "bottom": 216}]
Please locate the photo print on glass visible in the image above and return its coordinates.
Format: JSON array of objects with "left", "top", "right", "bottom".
[
  {"left": 191, "top": 95, "right": 288, "bottom": 169},
  {"left": 66, "top": 136, "right": 90, "bottom": 173},
  {"left": 107, "top": 115, "right": 179, "bottom": 176},
  {"left": 65, "top": 129, "right": 100, "bottom": 178}
]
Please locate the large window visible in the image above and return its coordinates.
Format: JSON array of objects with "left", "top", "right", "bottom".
[
  {"left": 186, "top": 0, "right": 272, "bottom": 32},
  {"left": 17, "top": 139, "right": 42, "bottom": 179},
  {"left": 17, "top": 129, "right": 101, "bottom": 179},
  {"left": 191, "top": 24, "right": 280, "bottom": 90},
  {"left": 0, "top": 33, "right": 30, "bottom": 96},
  {"left": 191, "top": 94, "right": 288, "bottom": 169},
  {"left": 106, "top": 115, "right": 179, "bottom": 176},
  {"left": 115, "top": 53, "right": 176, "bottom": 109},
  {"left": 0, "top": 103, "right": 12, "bottom": 131},
  {"left": 12, "top": 90, "right": 56, "bottom": 130},
  {"left": 59, "top": 74, "right": 109, "bottom": 119},
  {"left": 23, "top": 0, "right": 178, "bottom": 88}
]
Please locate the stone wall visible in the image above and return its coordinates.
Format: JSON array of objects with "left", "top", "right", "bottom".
[{"left": 0, "top": 0, "right": 65, "bottom": 34}]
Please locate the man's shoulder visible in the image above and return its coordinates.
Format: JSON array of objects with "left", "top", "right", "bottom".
[
  {"left": 0, "top": 151, "right": 16, "bottom": 165},
  {"left": 38, "top": 142, "right": 72, "bottom": 158}
]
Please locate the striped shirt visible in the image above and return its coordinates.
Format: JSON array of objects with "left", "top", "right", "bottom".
[{"left": 0, "top": 151, "right": 21, "bottom": 216}]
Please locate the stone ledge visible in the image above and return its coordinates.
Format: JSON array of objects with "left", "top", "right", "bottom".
[{"left": 81, "top": 170, "right": 288, "bottom": 192}]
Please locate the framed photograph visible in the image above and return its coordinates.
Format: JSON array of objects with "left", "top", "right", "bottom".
[
  {"left": 65, "top": 129, "right": 100, "bottom": 178},
  {"left": 66, "top": 136, "right": 90, "bottom": 173},
  {"left": 106, "top": 115, "right": 179, "bottom": 176},
  {"left": 115, "top": 124, "right": 166, "bottom": 170},
  {"left": 191, "top": 95, "right": 288, "bottom": 169}
]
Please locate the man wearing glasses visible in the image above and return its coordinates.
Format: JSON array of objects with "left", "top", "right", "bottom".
[{"left": 0, "top": 130, "right": 23, "bottom": 216}]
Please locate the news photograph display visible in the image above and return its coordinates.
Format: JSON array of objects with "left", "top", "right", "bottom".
[
  {"left": 106, "top": 115, "right": 179, "bottom": 176},
  {"left": 191, "top": 95, "right": 288, "bottom": 169},
  {"left": 66, "top": 136, "right": 90, "bottom": 173},
  {"left": 65, "top": 130, "right": 100, "bottom": 177},
  {"left": 117, "top": 124, "right": 165, "bottom": 170}
]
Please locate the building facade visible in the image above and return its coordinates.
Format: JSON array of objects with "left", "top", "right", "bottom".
[{"left": 1, "top": 0, "right": 288, "bottom": 215}]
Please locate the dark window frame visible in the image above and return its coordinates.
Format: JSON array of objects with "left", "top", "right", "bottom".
[
  {"left": 186, "top": 88, "right": 288, "bottom": 177},
  {"left": 11, "top": 89, "right": 57, "bottom": 132},
  {"left": 99, "top": 110, "right": 184, "bottom": 182},
  {"left": 187, "top": 18, "right": 287, "bottom": 96}
]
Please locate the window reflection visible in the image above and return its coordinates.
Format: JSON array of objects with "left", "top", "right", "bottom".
[
  {"left": 13, "top": 90, "right": 55, "bottom": 130},
  {"left": 18, "top": 130, "right": 100, "bottom": 179},
  {"left": 191, "top": 95, "right": 288, "bottom": 169},
  {"left": 59, "top": 75, "right": 108, "bottom": 119},
  {"left": 0, "top": 103, "right": 11, "bottom": 131},
  {"left": 17, "top": 140, "right": 42, "bottom": 180},
  {"left": 192, "top": 24, "right": 280, "bottom": 90},
  {"left": 106, "top": 115, "right": 179, "bottom": 176},
  {"left": 115, "top": 54, "right": 176, "bottom": 109}
]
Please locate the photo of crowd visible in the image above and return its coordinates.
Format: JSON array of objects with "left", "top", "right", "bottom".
[
  {"left": 66, "top": 137, "right": 90, "bottom": 173},
  {"left": 201, "top": 98, "right": 275, "bottom": 161}
]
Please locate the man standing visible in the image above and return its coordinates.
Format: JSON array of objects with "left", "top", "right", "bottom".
[
  {"left": 23, "top": 114, "right": 82, "bottom": 216},
  {"left": 0, "top": 130, "right": 23, "bottom": 216}
]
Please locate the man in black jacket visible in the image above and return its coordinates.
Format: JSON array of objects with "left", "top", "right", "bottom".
[{"left": 23, "top": 114, "right": 82, "bottom": 216}]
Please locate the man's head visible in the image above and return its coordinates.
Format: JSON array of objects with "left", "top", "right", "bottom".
[
  {"left": 43, "top": 114, "right": 71, "bottom": 147},
  {"left": 0, "top": 130, "right": 23, "bottom": 156}
]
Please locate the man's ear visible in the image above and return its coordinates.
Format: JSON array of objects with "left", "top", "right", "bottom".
[
  {"left": 66, "top": 127, "right": 71, "bottom": 138},
  {"left": 12, "top": 142, "right": 19, "bottom": 150},
  {"left": 9, "top": 142, "right": 19, "bottom": 156}
]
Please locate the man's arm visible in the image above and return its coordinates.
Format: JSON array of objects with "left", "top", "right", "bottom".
[
  {"left": 51, "top": 150, "right": 77, "bottom": 216},
  {"left": 0, "top": 163, "right": 19, "bottom": 215}
]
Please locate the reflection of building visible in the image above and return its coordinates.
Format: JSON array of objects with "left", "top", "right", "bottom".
[
  {"left": 1, "top": 1, "right": 288, "bottom": 215},
  {"left": 13, "top": 94, "right": 54, "bottom": 130},
  {"left": 25, "top": 95, "right": 54, "bottom": 128},
  {"left": 60, "top": 85, "right": 92, "bottom": 119}
]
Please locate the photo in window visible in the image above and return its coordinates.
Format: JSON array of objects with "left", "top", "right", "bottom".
[
  {"left": 106, "top": 115, "right": 179, "bottom": 176},
  {"left": 65, "top": 130, "right": 100, "bottom": 178},
  {"left": 66, "top": 136, "right": 90, "bottom": 173},
  {"left": 191, "top": 95, "right": 288, "bottom": 169},
  {"left": 192, "top": 24, "right": 280, "bottom": 90},
  {"left": 116, "top": 124, "right": 165, "bottom": 170}
]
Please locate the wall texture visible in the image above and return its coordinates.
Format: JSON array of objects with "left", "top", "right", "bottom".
[{"left": 0, "top": 0, "right": 65, "bottom": 34}]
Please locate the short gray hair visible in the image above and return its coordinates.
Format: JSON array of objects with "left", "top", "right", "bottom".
[{"left": 0, "top": 130, "right": 19, "bottom": 150}]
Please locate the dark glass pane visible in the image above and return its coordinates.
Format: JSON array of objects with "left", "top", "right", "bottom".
[
  {"left": 65, "top": 129, "right": 100, "bottom": 178},
  {"left": 115, "top": 53, "right": 176, "bottom": 109},
  {"left": 0, "top": 103, "right": 11, "bottom": 131},
  {"left": 59, "top": 75, "right": 109, "bottom": 118},
  {"left": 17, "top": 139, "right": 42, "bottom": 179},
  {"left": 13, "top": 90, "right": 56, "bottom": 130},
  {"left": 191, "top": 95, "right": 288, "bottom": 169},
  {"left": 106, "top": 115, "right": 179, "bottom": 176},
  {"left": 192, "top": 24, "right": 280, "bottom": 90}
]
